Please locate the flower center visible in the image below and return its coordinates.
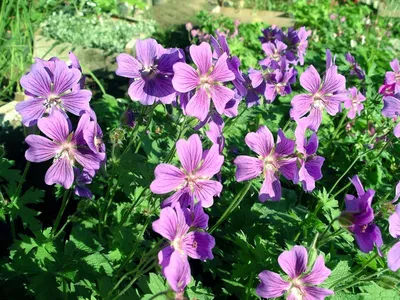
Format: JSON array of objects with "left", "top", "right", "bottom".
[
  {"left": 54, "top": 142, "right": 75, "bottom": 164},
  {"left": 361, "top": 223, "right": 369, "bottom": 233},
  {"left": 141, "top": 65, "right": 158, "bottom": 79},
  {"left": 271, "top": 50, "right": 281, "bottom": 61},
  {"left": 44, "top": 94, "right": 62, "bottom": 111},
  {"left": 313, "top": 93, "right": 325, "bottom": 109},
  {"left": 262, "top": 154, "right": 278, "bottom": 174},
  {"left": 275, "top": 83, "right": 286, "bottom": 94},
  {"left": 171, "top": 237, "right": 184, "bottom": 254},
  {"left": 200, "top": 75, "right": 214, "bottom": 89},
  {"left": 288, "top": 278, "right": 304, "bottom": 300}
]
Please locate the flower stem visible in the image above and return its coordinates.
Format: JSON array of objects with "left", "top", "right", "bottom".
[
  {"left": 317, "top": 217, "right": 338, "bottom": 246},
  {"left": 210, "top": 181, "right": 252, "bottom": 234},
  {"left": 164, "top": 116, "right": 189, "bottom": 163},
  {"left": 331, "top": 112, "right": 348, "bottom": 140},
  {"left": 52, "top": 189, "right": 72, "bottom": 235}
]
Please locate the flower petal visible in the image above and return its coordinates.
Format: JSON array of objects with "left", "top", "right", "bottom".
[
  {"left": 197, "top": 144, "right": 224, "bottom": 178},
  {"left": 128, "top": 79, "right": 156, "bottom": 105},
  {"left": 185, "top": 88, "right": 210, "bottom": 121},
  {"left": 37, "top": 110, "right": 71, "bottom": 142},
  {"left": 210, "top": 53, "right": 235, "bottom": 82},
  {"left": 193, "top": 180, "right": 222, "bottom": 208},
  {"left": 73, "top": 148, "right": 103, "bottom": 171},
  {"left": 172, "top": 62, "right": 199, "bottom": 93},
  {"left": 389, "top": 205, "right": 400, "bottom": 238},
  {"left": 350, "top": 175, "right": 365, "bottom": 197},
  {"left": 135, "top": 38, "right": 161, "bottom": 68},
  {"left": 305, "top": 108, "right": 323, "bottom": 132},
  {"left": 256, "top": 270, "right": 289, "bottom": 299},
  {"left": 176, "top": 134, "right": 203, "bottom": 174},
  {"left": 278, "top": 245, "right": 308, "bottom": 279},
  {"left": 209, "top": 85, "right": 235, "bottom": 115},
  {"left": 163, "top": 250, "right": 191, "bottom": 293},
  {"left": 15, "top": 98, "right": 46, "bottom": 127},
  {"left": 45, "top": 156, "right": 74, "bottom": 189},
  {"left": 388, "top": 241, "right": 400, "bottom": 272},
  {"left": 25, "top": 135, "right": 59, "bottom": 162},
  {"left": 53, "top": 60, "right": 81, "bottom": 95},
  {"left": 20, "top": 64, "right": 51, "bottom": 97},
  {"left": 382, "top": 95, "right": 400, "bottom": 118},
  {"left": 259, "top": 169, "right": 282, "bottom": 202},
  {"left": 290, "top": 94, "right": 313, "bottom": 120},
  {"left": 302, "top": 255, "right": 331, "bottom": 285},
  {"left": 115, "top": 53, "right": 142, "bottom": 78},
  {"left": 234, "top": 156, "right": 263, "bottom": 182},
  {"left": 150, "top": 164, "right": 186, "bottom": 194},
  {"left": 303, "top": 286, "right": 334, "bottom": 300},
  {"left": 321, "top": 65, "right": 346, "bottom": 94},
  {"left": 245, "top": 125, "right": 274, "bottom": 157},
  {"left": 61, "top": 90, "right": 92, "bottom": 116},
  {"left": 152, "top": 206, "right": 178, "bottom": 241},
  {"left": 183, "top": 231, "right": 215, "bottom": 260},
  {"left": 278, "top": 158, "right": 298, "bottom": 181},
  {"left": 275, "top": 129, "right": 295, "bottom": 156},
  {"left": 190, "top": 42, "right": 212, "bottom": 75},
  {"left": 300, "top": 65, "right": 321, "bottom": 94}
]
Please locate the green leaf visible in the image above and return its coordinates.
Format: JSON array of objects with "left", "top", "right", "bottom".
[
  {"left": 360, "top": 283, "right": 400, "bottom": 299},
  {"left": 323, "top": 261, "right": 352, "bottom": 288}
]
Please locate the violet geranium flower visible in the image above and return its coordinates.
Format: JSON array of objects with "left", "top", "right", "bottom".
[
  {"left": 388, "top": 205, "right": 400, "bottom": 271},
  {"left": 25, "top": 110, "right": 103, "bottom": 189},
  {"left": 385, "top": 59, "right": 400, "bottom": 94},
  {"left": 296, "top": 27, "right": 311, "bottom": 66},
  {"left": 152, "top": 203, "right": 215, "bottom": 292},
  {"left": 340, "top": 175, "right": 383, "bottom": 254},
  {"left": 116, "top": 38, "right": 184, "bottom": 105},
  {"left": 256, "top": 245, "right": 333, "bottom": 299},
  {"left": 150, "top": 134, "right": 224, "bottom": 208},
  {"left": 345, "top": 52, "right": 365, "bottom": 80},
  {"left": 16, "top": 60, "right": 91, "bottom": 127},
  {"left": 265, "top": 66, "right": 297, "bottom": 103},
  {"left": 290, "top": 64, "right": 346, "bottom": 131},
  {"left": 344, "top": 87, "right": 366, "bottom": 119},
  {"left": 74, "top": 168, "right": 93, "bottom": 198},
  {"left": 294, "top": 119, "right": 324, "bottom": 192},
  {"left": 381, "top": 93, "right": 400, "bottom": 137},
  {"left": 172, "top": 42, "right": 235, "bottom": 121},
  {"left": 234, "top": 126, "right": 297, "bottom": 202}
]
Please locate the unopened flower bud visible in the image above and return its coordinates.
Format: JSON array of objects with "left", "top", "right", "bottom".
[{"left": 121, "top": 109, "right": 136, "bottom": 128}]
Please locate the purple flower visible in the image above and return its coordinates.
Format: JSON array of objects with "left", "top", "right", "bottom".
[
  {"left": 294, "top": 119, "right": 324, "bottom": 192},
  {"left": 382, "top": 93, "right": 400, "bottom": 137},
  {"left": 74, "top": 168, "right": 93, "bottom": 198},
  {"left": 172, "top": 42, "right": 235, "bottom": 121},
  {"left": 234, "top": 126, "right": 297, "bottom": 202},
  {"left": 24, "top": 110, "right": 103, "bottom": 189},
  {"left": 211, "top": 32, "right": 246, "bottom": 96},
  {"left": 385, "top": 59, "right": 400, "bottom": 94},
  {"left": 16, "top": 60, "right": 91, "bottom": 127},
  {"left": 325, "top": 49, "right": 336, "bottom": 70},
  {"left": 152, "top": 203, "right": 215, "bottom": 292},
  {"left": 121, "top": 109, "right": 136, "bottom": 128},
  {"left": 116, "top": 39, "right": 184, "bottom": 105},
  {"left": 344, "top": 87, "right": 366, "bottom": 119},
  {"left": 68, "top": 52, "right": 86, "bottom": 90},
  {"left": 260, "top": 40, "right": 294, "bottom": 66},
  {"left": 388, "top": 205, "right": 400, "bottom": 271},
  {"left": 206, "top": 118, "right": 225, "bottom": 154},
  {"left": 341, "top": 176, "right": 383, "bottom": 254},
  {"left": 296, "top": 27, "right": 311, "bottom": 66},
  {"left": 256, "top": 246, "right": 333, "bottom": 299},
  {"left": 379, "top": 83, "right": 395, "bottom": 97},
  {"left": 345, "top": 53, "right": 365, "bottom": 80},
  {"left": 259, "top": 27, "right": 285, "bottom": 44},
  {"left": 393, "top": 181, "right": 400, "bottom": 203},
  {"left": 243, "top": 74, "right": 264, "bottom": 107},
  {"left": 150, "top": 134, "right": 224, "bottom": 208},
  {"left": 264, "top": 66, "right": 297, "bottom": 103},
  {"left": 290, "top": 65, "right": 346, "bottom": 131}
]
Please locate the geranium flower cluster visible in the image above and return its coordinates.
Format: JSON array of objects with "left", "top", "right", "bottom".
[
  {"left": 16, "top": 53, "right": 105, "bottom": 196},
  {"left": 247, "top": 26, "right": 311, "bottom": 105},
  {"left": 339, "top": 176, "right": 383, "bottom": 254},
  {"left": 234, "top": 120, "right": 324, "bottom": 202},
  {"left": 379, "top": 59, "right": 400, "bottom": 97},
  {"left": 151, "top": 134, "right": 222, "bottom": 293}
]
